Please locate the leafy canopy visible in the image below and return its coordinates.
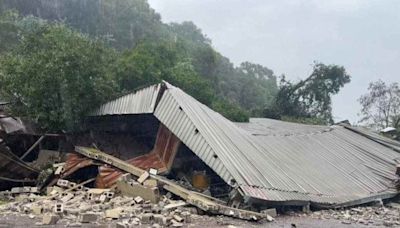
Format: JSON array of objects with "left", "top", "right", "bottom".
[
  {"left": 273, "top": 63, "right": 350, "bottom": 124},
  {"left": 0, "top": 19, "right": 117, "bottom": 131}
]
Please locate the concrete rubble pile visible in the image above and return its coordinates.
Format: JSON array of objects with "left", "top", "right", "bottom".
[
  {"left": 0, "top": 178, "right": 204, "bottom": 227},
  {"left": 277, "top": 201, "right": 400, "bottom": 227}
]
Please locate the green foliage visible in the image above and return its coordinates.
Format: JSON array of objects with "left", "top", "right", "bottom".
[
  {"left": 235, "top": 62, "right": 278, "bottom": 111},
  {"left": 0, "top": 0, "right": 166, "bottom": 49},
  {"left": 0, "top": 20, "right": 117, "bottom": 131},
  {"left": 281, "top": 116, "right": 327, "bottom": 125},
  {"left": 211, "top": 99, "right": 249, "bottom": 122},
  {"left": 0, "top": 10, "right": 19, "bottom": 53},
  {"left": 0, "top": 1, "right": 279, "bottom": 121},
  {"left": 115, "top": 40, "right": 247, "bottom": 121},
  {"left": 273, "top": 63, "right": 350, "bottom": 124}
]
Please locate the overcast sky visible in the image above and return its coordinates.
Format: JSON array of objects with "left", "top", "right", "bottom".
[{"left": 148, "top": 0, "right": 400, "bottom": 123}]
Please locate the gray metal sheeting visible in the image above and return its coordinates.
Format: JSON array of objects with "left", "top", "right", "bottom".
[
  {"left": 91, "top": 84, "right": 161, "bottom": 116},
  {"left": 94, "top": 82, "right": 400, "bottom": 207},
  {"left": 154, "top": 85, "right": 400, "bottom": 206}
]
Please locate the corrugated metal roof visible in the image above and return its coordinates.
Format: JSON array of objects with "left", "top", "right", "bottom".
[
  {"left": 235, "top": 118, "right": 332, "bottom": 136},
  {"left": 93, "top": 82, "right": 400, "bottom": 207},
  {"left": 154, "top": 84, "right": 400, "bottom": 207},
  {"left": 91, "top": 84, "right": 161, "bottom": 116}
]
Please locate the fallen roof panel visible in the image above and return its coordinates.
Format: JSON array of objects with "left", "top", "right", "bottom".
[
  {"left": 91, "top": 82, "right": 400, "bottom": 207},
  {"left": 91, "top": 83, "right": 161, "bottom": 116}
]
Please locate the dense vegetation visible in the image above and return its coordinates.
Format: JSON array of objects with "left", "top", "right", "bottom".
[{"left": 0, "top": 0, "right": 350, "bottom": 131}]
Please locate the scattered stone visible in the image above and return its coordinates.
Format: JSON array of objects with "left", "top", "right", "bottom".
[
  {"left": 30, "top": 205, "right": 43, "bottom": 215},
  {"left": 137, "top": 171, "right": 150, "bottom": 184},
  {"left": 57, "top": 179, "right": 69, "bottom": 188},
  {"left": 140, "top": 213, "right": 154, "bottom": 224},
  {"left": 105, "top": 207, "right": 123, "bottom": 219},
  {"left": 61, "top": 193, "right": 74, "bottom": 203},
  {"left": 134, "top": 196, "right": 144, "bottom": 204},
  {"left": 42, "top": 214, "right": 59, "bottom": 225},
  {"left": 116, "top": 222, "right": 128, "bottom": 228},
  {"left": 173, "top": 214, "right": 184, "bottom": 223},
  {"left": 149, "top": 168, "right": 158, "bottom": 175},
  {"left": 164, "top": 201, "right": 187, "bottom": 210},
  {"left": 154, "top": 214, "right": 168, "bottom": 225},
  {"left": 79, "top": 212, "right": 98, "bottom": 223},
  {"left": 54, "top": 203, "right": 64, "bottom": 213},
  {"left": 266, "top": 214, "right": 274, "bottom": 222},
  {"left": 262, "top": 208, "right": 277, "bottom": 217}
]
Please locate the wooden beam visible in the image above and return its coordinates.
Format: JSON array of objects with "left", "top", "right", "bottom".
[
  {"left": 20, "top": 135, "right": 45, "bottom": 160},
  {"left": 73, "top": 146, "right": 265, "bottom": 221},
  {"left": 74, "top": 146, "right": 145, "bottom": 177}
]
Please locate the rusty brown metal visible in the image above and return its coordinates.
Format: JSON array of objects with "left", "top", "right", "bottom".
[
  {"left": 60, "top": 124, "right": 181, "bottom": 189},
  {"left": 61, "top": 153, "right": 94, "bottom": 178},
  {"left": 95, "top": 124, "right": 180, "bottom": 188}
]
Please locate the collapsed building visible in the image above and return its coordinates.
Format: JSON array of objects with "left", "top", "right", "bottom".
[
  {"left": 56, "top": 81, "right": 400, "bottom": 211},
  {"left": 2, "top": 81, "right": 400, "bottom": 225}
]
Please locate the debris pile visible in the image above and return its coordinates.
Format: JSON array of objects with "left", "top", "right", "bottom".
[
  {"left": 0, "top": 178, "right": 202, "bottom": 227},
  {"left": 307, "top": 202, "right": 400, "bottom": 227}
]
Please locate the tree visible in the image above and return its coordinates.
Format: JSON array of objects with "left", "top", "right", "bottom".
[
  {"left": 0, "top": 20, "right": 117, "bottom": 131},
  {"left": 358, "top": 80, "right": 400, "bottom": 129},
  {"left": 273, "top": 62, "right": 351, "bottom": 124},
  {"left": 236, "top": 62, "right": 278, "bottom": 112}
]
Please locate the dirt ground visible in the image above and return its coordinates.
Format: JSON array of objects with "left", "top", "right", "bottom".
[{"left": 0, "top": 213, "right": 387, "bottom": 228}]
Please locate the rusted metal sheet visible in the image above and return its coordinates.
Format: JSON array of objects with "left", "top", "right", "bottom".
[
  {"left": 60, "top": 153, "right": 94, "bottom": 178},
  {"left": 95, "top": 124, "right": 180, "bottom": 188}
]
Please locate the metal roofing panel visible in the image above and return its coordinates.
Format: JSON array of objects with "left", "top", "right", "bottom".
[
  {"left": 154, "top": 84, "right": 400, "bottom": 207},
  {"left": 91, "top": 84, "right": 161, "bottom": 116},
  {"left": 92, "top": 82, "right": 400, "bottom": 207}
]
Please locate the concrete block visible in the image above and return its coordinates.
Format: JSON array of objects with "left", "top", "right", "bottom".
[
  {"left": 42, "top": 214, "right": 59, "bottom": 225},
  {"left": 134, "top": 196, "right": 144, "bottom": 204},
  {"left": 11, "top": 187, "right": 22, "bottom": 194},
  {"left": 137, "top": 171, "right": 150, "bottom": 184},
  {"left": 47, "top": 186, "right": 63, "bottom": 196},
  {"left": 149, "top": 168, "right": 158, "bottom": 175},
  {"left": 117, "top": 181, "right": 159, "bottom": 203},
  {"left": 116, "top": 222, "right": 128, "bottom": 228},
  {"left": 54, "top": 203, "right": 64, "bottom": 213},
  {"left": 29, "top": 187, "right": 39, "bottom": 193},
  {"left": 30, "top": 205, "right": 43, "bottom": 215},
  {"left": 164, "top": 201, "right": 187, "bottom": 210},
  {"left": 57, "top": 179, "right": 69, "bottom": 188},
  {"left": 140, "top": 213, "right": 154, "bottom": 224},
  {"left": 61, "top": 193, "right": 74, "bottom": 203},
  {"left": 87, "top": 188, "right": 110, "bottom": 194},
  {"left": 181, "top": 211, "right": 191, "bottom": 223},
  {"left": 54, "top": 165, "right": 64, "bottom": 175},
  {"left": 171, "top": 219, "right": 183, "bottom": 227},
  {"left": 79, "top": 212, "right": 98, "bottom": 223},
  {"left": 98, "top": 194, "right": 107, "bottom": 203},
  {"left": 153, "top": 214, "right": 168, "bottom": 225},
  {"left": 91, "top": 204, "right": 102, "bottom": 212},
  {"left": 68, "top": 182, "right": 77, "bottom": 189},
  {"left": 105, "top": 207, "right": 123, "bottom": 219},
  {"left": 261, "top": 208, "right": 277, "bottom": 217},
  {"left": 106, "top": 191, "right": 115, "bottom": 199},
  {"left": 173, "top": 215, "right": 184, "bottom": 223},
  {"left": 143, "top": 179, "right": 158, "bottom": 188}
]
